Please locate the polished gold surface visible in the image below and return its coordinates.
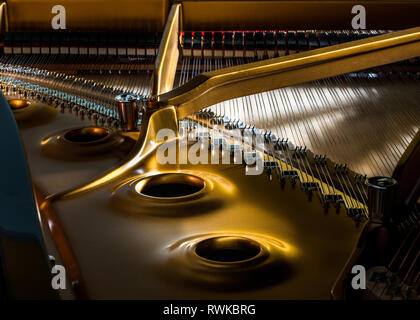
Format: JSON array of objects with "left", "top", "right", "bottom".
[
  {"left": 0, "top": 1, "right": 8, "bottom": 33},
  {"left": 166, "top": 232, "right": 296, "bottom": 290},
  {"left": 6, "top": 0, "right": 169, "bottom": 31},
  {"left": 157, "top": 27, "right": 420, "bottom": 119},
  {"left": 4, "top": 1, "right": 420, "bottom": 32},
  {"left": 152, "top": 4, "right": 182, "bottom": 96},
  {"left": 62, "top": 127, "right": 110, "bottom": 144},
  {"left": 12, "top": 104, "right": 132, "bottom": 195},
  {"left": 194, "top": 236, "right": 263, "bottom": 263},
  {"left": 47, "top": 106, "right": 179, "bottom": 201},
  {"left": 135, "top": 172, "right": 206, "bottom": 199},
  {"left": 46, "top": 155, "right": 365, "bottom": 298},
  {"left": 11, "top": 96, "right": 367, "bottom": 298},
  {"left": 2, "top": 0, "right": 419, "bottom": 300},
  {"left": 181, "top": 0, "right": 420, "bottom": 30},
  {"left": 41, "top": 126, "right": 133, "bottom": 161},
  {"left": 8, "top": 98, "right": 31, "bottom": 110}
]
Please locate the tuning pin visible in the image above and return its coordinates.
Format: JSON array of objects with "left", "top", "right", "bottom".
[
  {"left": 98, "top": 116, "right": 105, "bottom": 127},
  {"left": 92, "top": 113, "right": 99, "bottom": 126},
  {"left": 43, "top": 95, "right": 52, "bottom": 105},
  {"left": 367, "top": 177, "right": 397, "bottom": 224},
  {"left": 17, "top": 86, "right": 24, "bottom": 96},
  {"left": 72, "top": 105, "right": 80, "bottom": 115},
  {"left": 115, "top": 93, "right": 140, "bottom": 131},
  {"left": 266, "top": 168, "right": 273, "bottom": 181},
  {"left": 59, "top": 103, "right": 66, "bottom": 113},
  {"left": 87, "top": 109, "right": 93, "bottom": 121},
  {"left": 52, "top": 98, "right": 60, "bottom": 107},
  {"left": 79, "top": 109, "right": 86, "bottom": 120},
  {"left": 111, "top": 119, "right": 120, "bottom": 129},
  {"left": 106, "top": 117, "right": 113, "bottom": 127},
  {"left": 39, "top": 94, "right": 46, "bottom": 103}
]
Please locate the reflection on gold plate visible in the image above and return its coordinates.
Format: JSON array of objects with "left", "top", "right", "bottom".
[
  {"left": 110, "top": 170, "right": 231, "bottom": 216},
  {"left": 40, "top": 126, "right": 135, "bottom": 161},
  {"left": 161, "top": 232, "right": 296, "bottom": 291},
  {"left": 62, "top": 127, "right": 111, "bottom": 144},
  {"left": 8, "top": 98, "right": 32, "bottom": 110}
]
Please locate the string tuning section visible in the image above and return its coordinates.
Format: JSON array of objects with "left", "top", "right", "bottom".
[
  {"left": 3, "top": 31, "right": 161, "bottom": 58},
  {"left": 180, "top": 30, "right": 388, "bottom": 60},
  {"left": 188, "top": 111, "right": 368, "bottom": 222},
  {"left": 0, "top": 62, "right": 125, "bottom": 129}
]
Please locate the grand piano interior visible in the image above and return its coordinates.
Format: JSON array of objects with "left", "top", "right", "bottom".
[{"left": 0, "top": 0, "right": 419, "bottom": 300}]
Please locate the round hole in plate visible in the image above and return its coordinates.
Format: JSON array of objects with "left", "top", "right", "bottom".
[
  {"left": 8, "top": 99, "right": 32, "bottom": 110},
  {"left": 63, "top": 127, "right": 110, "bottom": 143},
  {"left": 194, "top": 236, "right": 262, "bottom": 263},
  {"left": 136, "top": 173, "right": 205, "bottom": 199}
]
